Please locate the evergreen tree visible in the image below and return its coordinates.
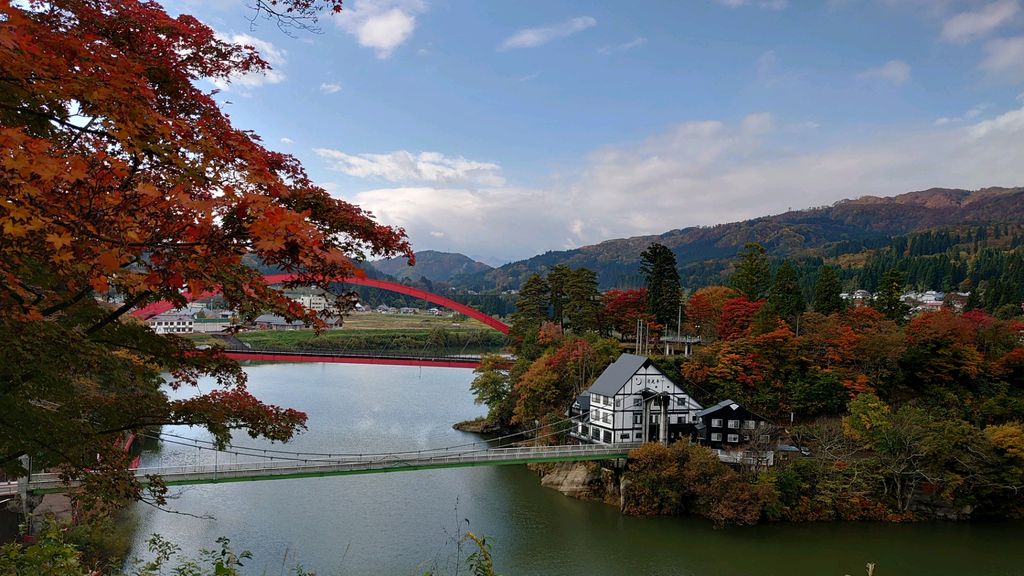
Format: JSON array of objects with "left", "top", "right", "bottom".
[
  {"left": 731, "top": 242, "right": 771, "bottom": 300},
  {"left": 546, "top": 264, "right": 573, "bottom": 328},
  {"left": 769, "top": 260, "right": 806, "bottom": 322},
  {"left": 563, "top": 268, "right": 601, "bottom": 333},
  {"left": 509, "top": 273, "right": 550, "bottom": 354},
  {"left": 640, "top": 243, "right": 683, "bottom": 328},
  {"left": 874, "top": 268, "right": 909, "bottom": 322},
  {"left": 813, "top": 265, "right": 844, "bottom": 315}
]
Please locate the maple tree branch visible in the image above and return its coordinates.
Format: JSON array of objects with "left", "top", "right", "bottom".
[
  {"left": 41, "top": 286, "right": 93, "bottom": 317},
  {"left": 0, "top": 104, "right": 112, "bottom": 138},
  {"left": 139, "top": 497, "right": 214, "bottom": 520},
  {"left": 67, "top": 116, "right": 98, "bottom": 148},
  {"left": 84, "top": 292, "right": 149, "bottom": 336}
]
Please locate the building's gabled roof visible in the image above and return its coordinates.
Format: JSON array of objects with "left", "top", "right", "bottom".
[
  {"left": 587, "top": 353, "right": 650, "bottom": 396},
  {"left": 696, "top": 399, "right": 741, "bottom": 418},
  {"left": 254, "top": 314, "right": 298, "bottom": 326},
  {"left": 574, "top": 392, "right": 590, "bottom": 413}
]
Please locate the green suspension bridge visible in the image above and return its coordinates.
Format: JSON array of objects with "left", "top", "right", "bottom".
[{"left": 5, "top": 414, "right": 638, "bottom": 496}]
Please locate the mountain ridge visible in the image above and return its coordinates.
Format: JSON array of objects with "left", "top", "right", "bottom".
[
  {"left": 371, "top": 249, "right": 492, "bottom": 283},
  {"left": 451, "top": 186, "right": 1024, "bottom": 290}
]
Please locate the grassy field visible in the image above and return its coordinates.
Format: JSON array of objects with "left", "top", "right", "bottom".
[
  {"left": 334, "top": 312, "right": 491, "bottom": 331},
  {"left": 185, "top": 312, "right": 505, "bottom": 352}
]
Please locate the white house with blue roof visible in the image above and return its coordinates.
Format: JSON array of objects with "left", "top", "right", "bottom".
[{"left": 570, "top": 354, "right": 703, "bottom": 445}]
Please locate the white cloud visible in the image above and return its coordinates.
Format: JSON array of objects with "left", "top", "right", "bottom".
[
  {"left": 314, "top": 149, "right": 506, "bottom": 187},
  {"left": 333, "top": 0, "right": 426, "bottom": 59},
  {"left": 982, "top": 36, "right": 1024, "bottom": 82},
  {"left": 857, "top": 60, "right": 911, "bottom": 85},
  {"left": 597, "top": 37, "right": 647, "bottom": 55},
  {"left": 320, "top": 82, "right": 342, "bottom": 93},
  {"left": 942, "top": 0, "right": 1019, "bottom": 43},
  {"left": 210, "top": 33, "right": 286, "bottom": 90},
  {"left": 335, "top": 105, "right": 1024, "bottom": 263},
  {"left": 499, "top": 16, "right": 597, "bottom": 50},
  {"left": 280, "top": 137, "right": 295, "bottom": 144},
  {"left": 933, "top": 102, "right": 992, "bottom": 125}
]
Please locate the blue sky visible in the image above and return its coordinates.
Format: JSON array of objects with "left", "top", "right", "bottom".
[{"left": 168, "top": 0, "right": 1024, "bottom": 265}]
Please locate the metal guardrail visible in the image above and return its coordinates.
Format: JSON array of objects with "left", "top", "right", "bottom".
[
  {"left": 0, "top": 481, "right": 17, "bottom": 497},
  {"left": 19, "top": 443, "right": 643, "bottom": 492}
]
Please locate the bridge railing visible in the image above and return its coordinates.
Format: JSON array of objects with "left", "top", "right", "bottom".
[
  {"left": 219, "top": 347, "right": 484, "bottom": 363},
  {"left": 21, "top": 443, "right": 642, "bottom": 490}
]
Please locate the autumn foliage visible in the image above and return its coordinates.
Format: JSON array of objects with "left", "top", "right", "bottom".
[{"left": 0, "top": 0, "right": 411, "bottom": 506}]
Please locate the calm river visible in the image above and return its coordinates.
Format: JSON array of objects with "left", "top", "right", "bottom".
[{"left": 129, "top": 363, "right": 1024, "bottom": 575}]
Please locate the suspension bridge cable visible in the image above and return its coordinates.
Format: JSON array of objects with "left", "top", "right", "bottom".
[
  {"left": 142, "top": 417, "right": 586, "bottom": 469},
  {"left": 142, "top": 411, "right": 593, "bottom": 467},
  {"left": 149, "top": 411, "right": 591, "bottom": 459}
]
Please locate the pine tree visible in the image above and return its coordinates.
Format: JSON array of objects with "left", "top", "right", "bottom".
[
  {"left": 731, "top": 242, "right": 771, "bottom": 300},
  {"left": 769, "top": 260, "right": 806, "bottom": 322},
  {"left": 874, "top": 268, "right": 909, "bottom": 322},
  {"left": 813, "top": 265, "right": 844, "bottom": 315},
  {"left": 639, "top": 243, "right": 683, "bottom": 328}
]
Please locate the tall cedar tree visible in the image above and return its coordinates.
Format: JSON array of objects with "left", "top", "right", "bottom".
[
  {"left": 509, "top": 273, "right": 550, "bottom": 355},
  {"left": 874, "top": 269, "right": 910, "bottom": 322},
  {"left": 546, "top": 264, "right": 573, "bottom": 328},
  {"left": 768, "top": 260, "right": 806, "bottom": 322},
  {"left": 813, "top": 264, "right": 845, "bottom": 315},
  {"left": 0, "top": 0, "right": 412, "bottom": 508},
  {"left": 731, "top": 243, "right": 771, "bottom": 300},
  {"left": 563, "top": 267, "right": 601, "bottom": 334},
  {"left": 640, "top": 243, "right": 683, "bottom": 329}
]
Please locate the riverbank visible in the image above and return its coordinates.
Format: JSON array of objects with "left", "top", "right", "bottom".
[{"left": 452, "top": 416, "right": 509, "bottom": 434}]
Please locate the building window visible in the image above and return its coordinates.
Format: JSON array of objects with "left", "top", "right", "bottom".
[
  {"left": 633, "top": 413, "right": 642, "bottom": 425},
  {"left": 711, "top": 418, "right": 723, "bottom": 428},
  {"left": 744, "top": 420, "right": 757, "bottom": 430},
  {"left": 615, "top": 398, "right": 621, "bottom": 408},
  {"left": 711, "top": 433, "right": 722, "bottom": 442},
  {"left": 603, "top": 430, "right": 612, "bottom": 444},
  {"left": 633, "top": 397, "right": 641, "bottom": 407},
  {"left": 728, "top": 434, "right": 739, "bottom": 443},
  {"left": 591, "top": 428, "right": 600, "bottom": 440},
  {"left": 728, "top": 419, "right": 740, "bottom": 429},
  {"left": 621, "top": 432, "right": 630, "bottom": 441},
  {"left": 742, "top": 434, "right": 751, "bottom": 442}
]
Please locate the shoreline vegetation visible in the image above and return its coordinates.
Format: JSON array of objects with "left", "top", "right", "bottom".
[{"left": 465, "top": 248, "right": 1024, "bottom": 528}]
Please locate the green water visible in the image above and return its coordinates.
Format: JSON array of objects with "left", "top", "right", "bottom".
[{"left": 129, "top": 363, "right": 1024, "bottom": 575}]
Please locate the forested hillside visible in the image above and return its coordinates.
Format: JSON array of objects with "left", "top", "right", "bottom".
[
  {"left": 371, "top": 250, "right": 491, "bottom": 283},
  {"left": 453, "top": 187, "right": 1024, "bottom": 295}
]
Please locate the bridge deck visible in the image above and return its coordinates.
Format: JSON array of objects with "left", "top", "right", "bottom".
[{"left": 21, "top": 443, "right": 640, "bottom": 493}]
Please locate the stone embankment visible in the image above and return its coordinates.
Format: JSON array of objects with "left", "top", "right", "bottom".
[{"left": 538, "top": 461, "right": 626, "bottom": 508}]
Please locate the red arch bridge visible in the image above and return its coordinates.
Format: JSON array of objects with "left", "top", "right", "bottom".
[{"left": 131, "top": 273, "right": 509, "bottom": 368}]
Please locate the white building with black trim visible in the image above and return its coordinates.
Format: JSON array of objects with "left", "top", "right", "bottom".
[{"left": 570, "top": 354, "right": 703, "bottom": 445}]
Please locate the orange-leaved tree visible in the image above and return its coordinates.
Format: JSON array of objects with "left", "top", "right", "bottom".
[{"left": 0, "top": 0, "right": 411, "bottom": 511}]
